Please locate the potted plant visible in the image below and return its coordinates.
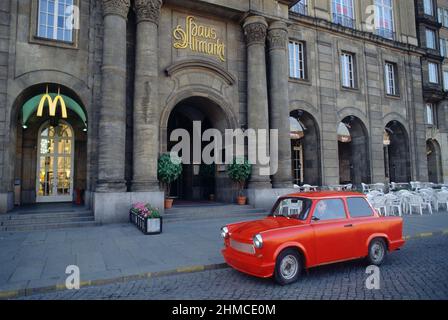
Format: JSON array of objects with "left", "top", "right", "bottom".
[
  {"left": 129, "top": 203, "right": 162, "bottom": 235},
  {"left": 200, "top": 163, "right": 216, "bottom": 201},
  {"left": 227, "top": 157, "right": 251, "bottom": 205},
  {"left": 158, "top": 153, "right": 182, "bottom": 209}
]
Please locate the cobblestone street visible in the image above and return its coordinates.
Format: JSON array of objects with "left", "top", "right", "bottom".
[{"left": 16, "top": 235, "right": 448, "bottom": 300}]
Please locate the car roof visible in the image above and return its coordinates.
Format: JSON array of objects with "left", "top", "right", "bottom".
[{"left": 283, "top": 191, "right": 366, "bottom": 200}]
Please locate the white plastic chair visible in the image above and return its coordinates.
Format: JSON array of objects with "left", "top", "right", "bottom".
[
  {"left": 385, "top": 194, "right": 402, "bottom": 216},
  {"left": 362, "top": 183, "right": 371, "bottom": 193},
  {"left": 345, "top": 184, "right": 353, "bottom": 191},
  {"left": 409, "top": 195, "right": 432, "bottom": 215},
  {"left": 435, "top": 191, "right": 448, "bottom": 211},
  {"left": 371, "top": 196, "right": 387, "bottom": 216}
]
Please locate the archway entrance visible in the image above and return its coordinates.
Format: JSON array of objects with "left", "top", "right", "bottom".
[
  {"left": 167, "top": 96, "right": 232, "bottom": 202},
  {"left": 13, "top": 84, "right": 88, "bottom": 206},
  {"left": 384, "top": 121, "right": 411, "bottom": 183},
  {"left": 337, "top": 116, "right": 370, "bottom": 185},
  {"left": 427, "top": 139, "right": 443, "bottom": 183},
  {"left": 289, "top": 110, "right": 321, "bottom": 186}
]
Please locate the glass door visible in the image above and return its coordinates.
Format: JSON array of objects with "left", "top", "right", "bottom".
[{"left": 36, "top": 122, "right": 74, "bottom": 202}]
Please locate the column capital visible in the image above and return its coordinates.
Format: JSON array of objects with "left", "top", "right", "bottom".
[
  {"left": 102, "top": 0, "right": 131, "bottom": 19},
  {"left": 243, "top": 16, "right": 268, "bottom": 46},
  {"left": 267, "top": 21, "right": 288, "bottom": 51},
  {"left": 133, "top": 0, "right": 163, "bottom": 25}
]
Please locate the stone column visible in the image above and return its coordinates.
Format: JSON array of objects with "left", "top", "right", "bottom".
[
  {"left": 243, "top": 16, "right": 272, "bottom": 189},
  {"left": 267, "top": 21, "right": 292, "bottom": 188},
  {"left": 131, "top": 0, "right": 162, "bottom": 191},
  {"left": 96, "top": 0, "right": 130, "bottom": 192}
]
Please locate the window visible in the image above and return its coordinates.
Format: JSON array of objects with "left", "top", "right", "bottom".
[
  {"left": 340, "top": 52, "right": 356, "bottom": 88},
  {"left": 424, "top": 0, "right": 434, "bottom": 16},
  {"left": 37, "top": 0, "right": 74, "bottom": 42},
  {"left": 347, "top": 198, "right": 374, "bottom": 218},
  {"left": 291, "top": 0, "right": 308, "bottom": 15},
  {"left": 375, "top": 0, "right": 395, "bottom": 40},
  {"left": 426, "top": 103, "right": 435, "bottom": 125},
  {"left": 272, "top": 197, "right": 312, "bottom": 220},
  {"left": 289, "top": 41, "right": 306, "bottom": 79},
  {"left": 440, "top": 38, "right": 448, "bottom": 57},
  {"left": 444, "top": 71, "right": 448, "bottom": 90},
  {"left": 426, "top": 28, "right": 436, "bottom": 49},
  {"left": 332, "top": 0, "right": 355, "bottom": 28},
  {"left": 385, "top": 62, "right": 398, "bottom": 96},
  {"left": 312, "top": 199, "right": 347, "bottom": 221},
  {"left": 428, "top": 62, "right": 439, "bottom": 83},
  {"left": 440, "top": 7, "right": 448, "bottom": 27}
]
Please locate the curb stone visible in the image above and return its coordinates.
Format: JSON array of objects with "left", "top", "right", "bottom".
[{"left": 1, "top": 230, "right": 448, "bottom": 299}]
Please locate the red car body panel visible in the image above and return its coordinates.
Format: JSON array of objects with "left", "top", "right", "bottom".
[{"left": 221, "top": 192, "right": 405, "bottom": 278}]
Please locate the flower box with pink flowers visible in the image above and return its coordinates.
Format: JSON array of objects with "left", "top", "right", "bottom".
[{"left": 129, "top": 203, "right": 162, "bottom": 235}]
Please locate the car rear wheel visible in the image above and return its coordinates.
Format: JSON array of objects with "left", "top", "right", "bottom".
[
  {"left": 274, "top": 249, "right": 302, "bottom": 285},
  {"left": 367, "top": 238, "right": 387, "bottom": 266}
]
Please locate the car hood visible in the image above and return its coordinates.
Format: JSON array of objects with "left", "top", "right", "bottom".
[{"left": 229, "top": 216, "right": 304, "bottom": 242}]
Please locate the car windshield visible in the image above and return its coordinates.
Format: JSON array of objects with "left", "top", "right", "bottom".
[{"left": 271, "top": 197, "right": 312, "bottom": 220}]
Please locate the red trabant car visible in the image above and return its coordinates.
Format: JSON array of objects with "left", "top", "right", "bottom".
[{"left": 221, "top": 192, "right": 405, "bottom": 285}]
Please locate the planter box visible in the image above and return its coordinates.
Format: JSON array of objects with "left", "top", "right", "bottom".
[{"left": 129, "top": 211, "right": 163, "bottom": 235}]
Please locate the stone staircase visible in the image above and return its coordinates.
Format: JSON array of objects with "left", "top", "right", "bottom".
[
  {"left": 0, "top": 205, "right": 99, "bottom": 232},
  {"left": 164, "top": 203, "right": 269, "bottom": 223}
]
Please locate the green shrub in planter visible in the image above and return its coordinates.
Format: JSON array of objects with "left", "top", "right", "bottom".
[
  {"left": 227, "top": 157, "right": 251, "bottom": 196},
  {"left": 158, "top": 153, "right": 182, "bottom": 197}
]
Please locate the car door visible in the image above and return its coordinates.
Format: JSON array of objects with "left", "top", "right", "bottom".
[
  {"left": 311, "top": 198, "right": 357, "bottom": 265},
  {"left": 345, "top": 197, "right": 377, "bottom": 258}
]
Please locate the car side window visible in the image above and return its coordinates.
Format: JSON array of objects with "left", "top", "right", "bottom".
[
  {"left": 347, "top": 197, "right": 374, "bottom": 218},
  {"left": 312, "top": 199, "right": 346, "bottom": 221}
]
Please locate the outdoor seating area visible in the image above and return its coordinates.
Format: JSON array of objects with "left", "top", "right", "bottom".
[{"left": 293, "top": 181, "right": 448, "bottom": 217}]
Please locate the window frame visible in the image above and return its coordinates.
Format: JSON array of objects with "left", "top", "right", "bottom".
[
  {"left": 423, "top": 0, "right": 434, "bottom": 16},
  {"left": 311, "top": 198, "right": 348, "bottom": 222},
  {"left": 340, "top": 51, "right": 357, "bottom": 89},
  {"left": 428, "top": 62, "right": 440, "bottom": 84},
  {"left": 426, "top": 103, "right": 435, "bottom": 126},
  {"left": 288, "top": 40, "right": 307, "bottom": 80},
  {"left": 425, "top": 28, "right": 437, "bottom": 50},
  {"left": 346, "top": 197, "right": 375, "bottom": 218},
  {"left": 332, "top": 0, "right": 355, "bottom": 28},
  {"left": 375, "top": 0, "right": 395, "bottom": 40},
  {"left": 384, "top": 61, "right": 399, "bottom": 96},
  {"left": 29, "top": 0, "right": 79, "bottom": 49},
  {"left": 443, "top": 70, "right": 448, "bottom": 91}
]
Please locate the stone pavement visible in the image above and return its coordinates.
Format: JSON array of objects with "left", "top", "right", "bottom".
[
  {"left": 0, "top": 211, "right": 448, "bottom": 295},
  {"left": 15, "top": 235, "right": 448, "bottom": 300}
]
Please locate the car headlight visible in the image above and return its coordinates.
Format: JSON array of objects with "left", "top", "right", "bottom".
[
  {"left": 221, "top": 226, "right": 229, "bottom": 239},
  {"left": 253, "top": 234, "right": 263, "bottom": 249}
]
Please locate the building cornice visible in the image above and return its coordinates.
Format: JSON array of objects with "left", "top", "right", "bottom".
[{"left": 288, "top": 12, "right": 425, "bottom": 56}]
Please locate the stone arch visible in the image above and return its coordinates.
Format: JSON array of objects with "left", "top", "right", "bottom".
[
  {"left": 338, "top": 115, "right": 371, "bottom": 185},
  {"left": 427, "top": 139, "right": 443, "bottom": 183},
  {"left": 160, "top": 88, "right": 239, "bottom": 153},
  {"left": 289, "top": 109, "right": 322, "bottom": 186},
  {"left": 385, "top": 121, "right": 411, "bottom": 183},
  {"left": 5, "top": 80, "right": 89, "bottom": 208},
  {"left": 337, "top": 107, "right": 369, "bottom": 134}
]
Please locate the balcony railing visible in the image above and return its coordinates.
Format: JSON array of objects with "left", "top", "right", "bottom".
[
  {"left": 375, "top": 28, "right": 396, "bottom": 41},
  {"left": 332, "top": 13, "right": 355, "bottom": 29},
  {"left": 291, "top": 2, "right": 308, "bottom": 16}
]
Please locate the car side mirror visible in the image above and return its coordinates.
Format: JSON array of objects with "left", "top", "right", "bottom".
[{"left": 311, "top": 216, "right": 320, "bottom": 222}]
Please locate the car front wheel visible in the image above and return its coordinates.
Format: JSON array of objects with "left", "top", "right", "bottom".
[
  {"left": 274, "top": 249, "right": 302, "bottom": 285},
  {"left": 367, "top": 238, "right": 387, "bottom": 266}
]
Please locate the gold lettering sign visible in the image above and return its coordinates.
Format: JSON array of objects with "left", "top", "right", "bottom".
[
  {"left": 37, "top": 87, "right": 68, "bottom": 119},
  {"left": 173, "top": 16, "right": 226, "bottom": 62}
]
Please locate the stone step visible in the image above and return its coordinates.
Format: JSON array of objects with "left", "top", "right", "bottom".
[
  {"left": 0, "top": 220, "right": 100, "bottom": 232},
  {"left": 0, "top": 214, "right": 95, "bottom": 226},
  {"left": 163, "top": 204, "right": 269, "bottom": 222},
  {"left": 0, "top": 210, "right": 93, "bottom": 221}
]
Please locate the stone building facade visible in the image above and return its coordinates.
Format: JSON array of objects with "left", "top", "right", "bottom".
[{"left": 0, "top": 0, "right": 438, "bottom": 222}]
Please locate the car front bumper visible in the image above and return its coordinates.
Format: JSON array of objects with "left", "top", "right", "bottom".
[{"left": 222, "top": 246, "right": 275, "bottom": 278}]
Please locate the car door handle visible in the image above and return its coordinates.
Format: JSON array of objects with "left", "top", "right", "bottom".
[{"left": 344, "top": 224, "right": 354, "bottom": 228}]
